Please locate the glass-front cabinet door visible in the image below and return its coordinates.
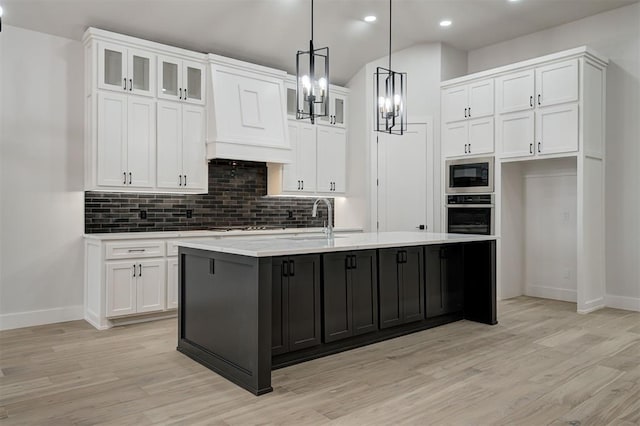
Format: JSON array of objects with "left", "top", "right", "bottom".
[
  {"left": 183, "top": 60, "right": 205, "bottom": 105},
  {"left": 98, "top": 43, "right": 127, "bottom": 92},
  {"left": 158, "top": 55, "right": 182, "bottom": 102},
  {"left": 127, "top": 49, "right": 155, "bottom": 97},
  {"left": 332, "top": 92, "right": 347, "bottom": 128}
]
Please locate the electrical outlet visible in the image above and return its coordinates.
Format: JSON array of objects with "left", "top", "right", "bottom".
[
  {"left": 287, "top": 210, "right": 293, "bottom": 219},
  {"left": 563, "top": 268, "right": 571, "bottom": 280},
  {"left": 139, "top": 210, "right": 147, "bottom": 219},
  {"left": 186, "top": 209, "right": 193, "bottom": 219}
]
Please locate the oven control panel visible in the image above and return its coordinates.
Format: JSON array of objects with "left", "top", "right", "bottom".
[{"left": 446, "top": 194, "right": 493, "bottom": 205}]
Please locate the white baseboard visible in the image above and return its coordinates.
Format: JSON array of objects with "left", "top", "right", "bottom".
[
  {"left": 605, "top": 294, "right": 640, "bottom": 312},
  {"left": 525, "top": 285, "right": 577, "bottom": 303},
  {"left": 0, "top": 305, "right": 84, "bottom": 331}
]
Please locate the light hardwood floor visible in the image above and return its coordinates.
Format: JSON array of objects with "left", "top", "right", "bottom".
[{"left": 1, "top": 297, "right": 638, "bottom": 425}]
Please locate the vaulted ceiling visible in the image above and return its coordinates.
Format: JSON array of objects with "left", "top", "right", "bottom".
[{"left": 3, "top": 0, "right": 636, "bottom": 84}]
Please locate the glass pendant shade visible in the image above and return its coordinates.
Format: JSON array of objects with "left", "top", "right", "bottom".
[
  {"left": 296, "top": 41, "right": 329, "bottom": 123},
  {"left": 375, "top": 67, "right": 407, "bottom": 134}
]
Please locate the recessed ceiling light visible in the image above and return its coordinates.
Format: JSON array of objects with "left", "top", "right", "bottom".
[
  {"left": 440, "top": 20, "right": 452, "bottom": 27},
  {"left": 364, "top": 15, "right": 377, "bottom": 23}
]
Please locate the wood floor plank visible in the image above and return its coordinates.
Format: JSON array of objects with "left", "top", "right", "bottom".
[{"left": 0, "top": 296, "right": 638, "bottom": 425}]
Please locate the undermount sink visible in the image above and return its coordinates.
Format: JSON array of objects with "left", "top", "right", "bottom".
[{"left": 284, "top": 235, "right": 346, "bottom": 241}]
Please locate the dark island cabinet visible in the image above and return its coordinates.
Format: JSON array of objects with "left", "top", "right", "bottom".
[
  {"left": 322, "top": 250, "right": 378, "bottom": 343},
  {"left": 425, "top": 245, "right": 464, "bottom": 318},
  {"left": 378, "top": 246, "right": 425, "bottom": 329},
  {"left": 272, "top": 254, "right": 322, "bottom": 355}
]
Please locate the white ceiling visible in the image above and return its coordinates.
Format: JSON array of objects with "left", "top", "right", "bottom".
[{"left": 3, "top": 0, "right": 637, "bottom": 84}]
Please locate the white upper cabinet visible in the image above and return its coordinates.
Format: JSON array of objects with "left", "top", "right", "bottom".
[
  {"left": 497, "top": 110, "right": 535, "bottom": 158},
  {"left": 97, "top": 92, "right": 155, "bottom": 188},
  {"left": 535, "top": 103, "right": 579, "bottom": 155},
  {"left": 443, "top": 117, "right": 494, "bottom": 158},
  {"left": 496, "top": 70, "right": 535, "bottom": 114},
  {"left": 98, "top": 42, "right": 155, "bottom": 97},
  {"left": 158, "top": 55, "right": 205, "bottom": 105},
  {"left": 282, "top": 121, "right": 317, "bottom": 193},
  {"left": 535, "top": 59, "right": 578, "bottom": 108},
  {"left": 157, "top": 101, "right": 207, "bottom": 191},
  {"left": 318, "top": 89, "right": 348, "bottom": 128},
  {"left": 443, "top": 79, "right": 494, "bottom": 123},
  {"left": 316, "top": 126, "right": 346, "bottom": 193}
]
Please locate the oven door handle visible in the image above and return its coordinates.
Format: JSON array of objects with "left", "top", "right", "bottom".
[{"left": 446, "top": 204, "right": 495, "bottom": 208}]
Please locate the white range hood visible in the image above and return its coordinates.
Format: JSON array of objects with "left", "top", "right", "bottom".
[{"left": 206, "top": 54, "right": 291, "bottom": 164}]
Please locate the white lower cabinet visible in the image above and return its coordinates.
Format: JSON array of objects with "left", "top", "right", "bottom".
[
  {"left": 167, "top": 258, "right": 179, "bottom": 310},
  {"left": 106, "top": 259, "right": 165, "bottom": 317}
]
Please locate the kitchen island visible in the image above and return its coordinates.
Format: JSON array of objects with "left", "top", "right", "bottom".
[{"left": 176, "top": 232, "right": 497, "bottom": 395}]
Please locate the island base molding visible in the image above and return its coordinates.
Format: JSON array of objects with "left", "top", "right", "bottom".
[{"left": 177, "top": 239, "right": 496, "bottom": 396}]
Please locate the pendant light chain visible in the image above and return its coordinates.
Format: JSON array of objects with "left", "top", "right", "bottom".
[
  {"left": 311, "top": 0, "right": 314, "bottom": 41},
  {"left": 388, "top": 0, "right": 392, "bottom": 70}
]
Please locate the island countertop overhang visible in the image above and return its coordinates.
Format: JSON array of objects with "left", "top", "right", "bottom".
[{"left": 176, "top": 231, "right": 498, "bottom": 257}]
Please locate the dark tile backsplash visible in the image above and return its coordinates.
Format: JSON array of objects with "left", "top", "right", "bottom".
[{"left": 85, "top": 159, "right": 334, "bottom": 233}]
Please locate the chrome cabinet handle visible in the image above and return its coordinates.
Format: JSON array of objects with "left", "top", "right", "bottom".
[{"left": 128, "top": 249, "right": 146, "bottom": 253}]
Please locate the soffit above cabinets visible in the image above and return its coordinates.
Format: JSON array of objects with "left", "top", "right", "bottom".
[{"left": 4, "top": 0, "right": 635, "bottom": 85}]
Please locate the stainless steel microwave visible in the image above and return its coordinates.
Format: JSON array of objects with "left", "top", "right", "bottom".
[{"left": 445, "top": 157, "right": 494, "bottom": 194}]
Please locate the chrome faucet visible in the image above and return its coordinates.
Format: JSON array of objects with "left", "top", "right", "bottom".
[{"left": 312, "top": 198, "right": 334, "bottom": 239}]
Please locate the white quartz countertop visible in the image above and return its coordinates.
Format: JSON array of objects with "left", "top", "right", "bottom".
[
  {"left": 177, "top": 232, "right": 497, "bottom": 257},
  {"left": 83, "top": 227, "right": 362, "bottom": 241}
]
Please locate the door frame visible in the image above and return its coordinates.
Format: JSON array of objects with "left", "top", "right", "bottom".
[{"left": 369, "top": 116, "right": 434, "bottom": 233}]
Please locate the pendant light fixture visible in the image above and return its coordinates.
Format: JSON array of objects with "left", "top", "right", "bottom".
[
  {"left": 375, "top": 0, "right": 407, "bottom": 135},
  {"left": 296, "top": 0, "right": 329, "bottom": 124}
]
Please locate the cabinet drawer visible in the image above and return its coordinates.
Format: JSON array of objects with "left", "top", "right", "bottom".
[{"left": 105, "top": 241, "right": 165, "bottom": 260}]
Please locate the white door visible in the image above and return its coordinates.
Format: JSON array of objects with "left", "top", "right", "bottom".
[
  {"left": 167, "top": 258, "right": 179, "bottom": 310},
  {"left": 282, "top": 122, "right": 301, "bottom": 191},
  {"left": 127, "top": 48, "right": 155, "bottom": 97},
  {"left": 496, "top": 70, "right": 535, "bottom": 114},
  {"left": 377, "top": 123, "right": 428, "bottom": 232},
  {"left": 106, "top": 262, "right": 136, "bottom": 317},
  {"left": 158, "top": 55, "right": 183, "bottom": 102},
  {"left": 183, "top": 60, "right": 206, "bottom": 105},
  {"left": 535, "top": 59, "right": 578, "bottom": 107},
  {"left": 298, "top": 123, "right": 318, "bottom": 192},
  {"left": 97, "top": 43, "right": 127, "bottom": 93},
  {"left": 498, "top": 110, "right": 535, "bottom": 159},
  {"left": 468, "top": 79, "right": 494, "bottom": 119},
  {"left": 536, "top": 104, "right": 579, "bottom": 155},
  {"left": 316, "top": 126, "right": 334, "bottom": 193},
  {"left": 127, "top": 97, "right": 155, "bottom": 188},
  {"left": 136, "top": 260, "right": 166, "bottom": 313},
  {"left": 442, "top": 121, "right": 468, "bottom": 158},
  {"left": 156, "top": 101, "right": 183, "bottom": 189},
  {"left": 329, "top": 128, "right": 347, "bottom": 193},
  {"left": 443, "top": 86, "right": 468, "bottom": 123},
  {"left": 181, "top": 105, "right": 207, "bottom": 190},
  {"left": 467, "top": 117, "right": 494, "bottom": 155},
  {"left": 97, "top": 92, "right": 128, "bottom": 187}
]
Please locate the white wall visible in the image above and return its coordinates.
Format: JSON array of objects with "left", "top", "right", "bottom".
[
  {"left": 0, "top": 25, "right": 85, "bottom": 329},
  {"left": 467, "top": 3, "right": 640, "bottom": 309}
]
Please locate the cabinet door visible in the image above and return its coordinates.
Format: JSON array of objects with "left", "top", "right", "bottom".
[
  {"left": 158, "top": 55, "right": 182, "bottom": 102},
  {"left": 298, "top": 123, "right": 317, "bottom": 192},
  {"left": 282, "top": 122, "right": 301, "bottom": 192},
  {"left": 322, "top": 252, "right": 352, "bottom": 343},
  {"left": 166, "top": 258, "right": 179, "bottom": 310},
  {"left": 443, "top": 85, "right": 468, "bottom": 123},
  {"left": 285, "top": 83, "right": 298, "bottom": 120},
  {"left": 127, "top": 48, "right": 155, "bottom": 97},
  {"left": 351, "top": 250, "right": 378, "bottom": 336},
  {"left": 425, "top": 246, "right": 445, "bottom": 318},
  {"left": 497, "top": 110, "right": 535, "bottom": 159},
  {"left": 136, "top": 260, "right": 166, "bottom": 313},
  {"left": 183, "top": 60, "right": 206, "bottom": 105},
  {"left": 106, "top": 262, "right": 136, "bottom": 317},
  {"left": 332, "top": 92, "right": 348, "bottom": 128},
  {"left": 467, "top": 117, "right": 494, "bottom": 155},
  {"left": 442, "top": 121, "right": 468, "bottom": 158},
  {"left": 97, "top": 43, "right": 127, "bottom": 93},
  {"left": 316, "top": 126, "right": 334, "bottom": 192},
  {"left": 378, "top": 248, "right": 403, "bottom": 329},
  {"left": 127, "top": 97, "right": 155, "bottom": 188},
  {"left": 272, "top": 258, "right": 289, "bottom": 355},
  {"left": 468, "top": 79, "right": 494, "bottom": 119},
  {"left": 496, "top": 70, "right": 534, "bottom": 114},
  {"left": 288, "top": 255, "right": 322, "bottom": 351},
  {"left": 536, "top": 103, "right": 579, "bottom": 156},
  {"left": 402, "top": 247, "right": 425, "bottom": 324},
  {"left": 330, "top": 128, "right": 347, "bottom": 193},
  {"left": 182, "top": 105, "right": 207, "bottom": 190},
  {"left": 156, "top": 101, "right": 183, "bottom": 189},
  {"left": 535, "top": 59, "right": 578, "bottom": 108},
  {"left": 443, "top": 245, "right": 464, "bottom": 314},
  {"left": 97, "top": 92, "right": 127, "bottom": 187}
]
